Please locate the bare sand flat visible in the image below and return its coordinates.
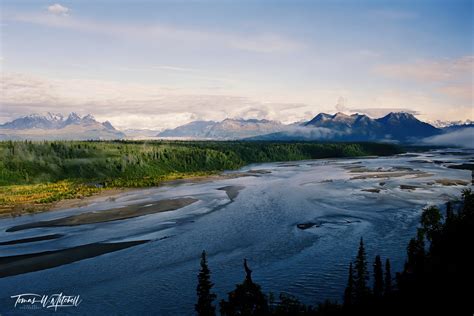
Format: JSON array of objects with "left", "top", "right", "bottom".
[
  {"left": 400, "top": 185, "right": 420, "bottom": 190},
  {"left": 362, "top": 188, "right": 381, "bottom": 193},
  {"left": 0, "top": 240, "right": 148, "bottom": 278},
  {"left": 346, "top": 165, "right": 433, "bottom": 180},
  {"left": 247, "top": 169, "right": 272, "bottom": 174},
  {"left": 51, "top": 188, "right": 133, "bottom": 211},
  {"left": 435, "top": 179, "right": 469, "bottom": 186},
  {"left": 0, "top": 234, "right": 64, "bottom": 246},
  {"left": 218, "top": 186, "right": 245, "bottom": 200},
  {"left": 0, "top": 171, "right": 265, "bottom": 219},
  {"left": 6, "top": 197, "right": 198, "bottom": 232},
  {"left": 0, "top": 188, "right": 137, "bottom": 219},
  {"left": 350, "top": 170, "right": 428, "bottom": 180}
]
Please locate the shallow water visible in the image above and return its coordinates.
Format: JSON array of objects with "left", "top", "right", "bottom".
[{"left": 0, "top": 149, "right": 472, "bottom": 315}]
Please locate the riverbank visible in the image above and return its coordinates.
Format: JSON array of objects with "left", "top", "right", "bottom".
[
  {"left": 0, "top": 172, "right": 216, "bottom": 218},
  {"left": 0, "top": 148, "right": 470, "bottom": 314},
  {"left": 0, "top": 169, "right": 275, "bottom": 218},
  {"left": 0, "top": 141, "right": 403, "bottom": 217}
]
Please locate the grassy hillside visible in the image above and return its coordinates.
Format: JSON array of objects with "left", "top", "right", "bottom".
[{"left": 0, "top": 140, "right": 402, "bottom": 211}]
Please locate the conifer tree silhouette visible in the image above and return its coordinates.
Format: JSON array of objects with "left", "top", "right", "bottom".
[
  {"left": 384, "top": 259, "right": 392, "bottom": 296},
  {"left": 344, "top": 262, "right": 355, "bottom": 306},
  {"left": 373, "top": 255, "right": 384, "bottom": 298},
  {"left": 196, "top": 250, "right": 216, "bottom": 316},
  {"left": 354, "top": 238, "right": 370, "bottom": 302}
]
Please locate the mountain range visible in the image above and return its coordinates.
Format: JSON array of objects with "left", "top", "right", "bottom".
[
  {"left": 158, "top": 118, "right": 287, "bottom": 139},
  {"left": 430, "top": 119, "right": 473, "bottom": 128},
  {"left": 158, "top": 112, "right": 444, "bottom": 142},
  {"left": 0, "top": 111, "right": 471, "bottom": 144},
  {"left": 0, "top": 113, "right": 125, "bottom": 140},
  {"left": 297, "top": 112, "right": 441, "bottom": 142}
]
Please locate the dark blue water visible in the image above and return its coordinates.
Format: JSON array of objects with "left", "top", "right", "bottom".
[{"left": 0, "top": 150, "right": 471, "bottom": 315}]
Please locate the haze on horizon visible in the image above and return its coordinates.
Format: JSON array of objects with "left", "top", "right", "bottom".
[{"left": 0, "top": 0, "right": 472, "bottom": 130}]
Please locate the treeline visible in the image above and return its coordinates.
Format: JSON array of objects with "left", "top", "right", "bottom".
[
  {"left": 0, "top": 140, "right": 401, "bottom": 186},
  {"left": 195, "top": 189, "right": 474, "bottom": 315}
]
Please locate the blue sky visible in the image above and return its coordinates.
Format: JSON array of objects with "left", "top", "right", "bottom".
[{"left": 0, "top": 0, "right": 472, "bottom": 129}]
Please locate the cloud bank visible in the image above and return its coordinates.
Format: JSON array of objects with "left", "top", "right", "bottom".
[
  {"left": 0, "top": 73, "right": 316, "bottom": 129},
  {"left": 423, "top": 128, "right": 474, "bottom": 148},
  {"left": 374, "top": 56, "right": 473, "bottom": 102}
]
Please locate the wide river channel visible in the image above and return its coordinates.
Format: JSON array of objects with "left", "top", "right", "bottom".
[{"left": 0, "top": 149, "right": 472, "bottom": 315}]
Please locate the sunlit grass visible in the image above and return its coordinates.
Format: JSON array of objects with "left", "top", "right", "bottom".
[
  {"left": 0, "top": 171, "right": 218, "bottom": 215},
  {"left": 0, "top": 180, "right": 101, "bottom": 210},
  {"left": 0, "top": 140, "right": 402, "bottom": 215}
]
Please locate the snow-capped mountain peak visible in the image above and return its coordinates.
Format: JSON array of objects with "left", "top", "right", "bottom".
[{"left": 0, "top": 113, "right": 124, "bottom": 140}]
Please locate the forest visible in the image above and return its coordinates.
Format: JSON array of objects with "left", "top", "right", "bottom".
[
  {"left": 195, "top": 189, "right": 474, "bottom": 315},
  {"left": 0, "top": 140, "right": 401, "bottom": 210}
]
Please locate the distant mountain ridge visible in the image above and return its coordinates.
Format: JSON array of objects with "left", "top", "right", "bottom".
[
  {"left": 250, "top": 112, "right": 442, "bottom": 142},
  {"left": 0, "top": 111, "right": 457, "bottom": 143},
  {"left": 158, "top": 118, "right": 287, "bottom": 139},
  {"left": 0, "top": 112, "right": 124, "bottom": 140},
  {"left": 430, "top": 119, "right": 473, "bottom": 128},
  {"left": 159, "top": 112, "right": 442, "bottom": 142},
  {"left": 304, "top": 112, "right": 382, "bottom": 140},
  {"left": 158, "top": 120, "right": 217, "bottom": 138},
  {"left": 440, "top": 122, "right": 474, "bottom": 133}
]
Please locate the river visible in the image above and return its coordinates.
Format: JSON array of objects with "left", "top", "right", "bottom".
[{"left": 0, "top": 149, "right": 472, "bottom": 315}]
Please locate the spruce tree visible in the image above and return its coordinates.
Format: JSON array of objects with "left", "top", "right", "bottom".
[
  {"left": 406, "top": 234, "right": 425, "bottom": 274},
  {"left": 343, "top": 262, "right": 355, "bottom": 306},
  {"left": 373, "top": 255, "right": 384, "bottom": 298},
  {"left": 354, "top": 238, "right": 370, "bottom": 301},
  {"left": 384, "top": 259, "right": 392, "bottom": 296},
  {"left": 445, "top": 201, "right": 454, "bottom": 225},
  {"left": 196, "top": 250, "right": 216, "bottom": 316},
  {"left": 220, "top": 259, "right": 269, "bottom": 315},
  {"left": 419, "top": 205, "right": 442, "bottom": 243}
]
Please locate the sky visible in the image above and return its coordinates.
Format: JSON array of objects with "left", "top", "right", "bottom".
[{"left": 0, "top": 0, "right": 472, "bottom": 130}]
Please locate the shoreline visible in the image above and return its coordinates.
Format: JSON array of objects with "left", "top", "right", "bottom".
[
  {"left": 0, "top": 174, "right": 218, "bottom": 219},
  {"left": 0, "top": 153, "right": 407, "bottom": 219},
  {"left": 0, "top": 141, "right": 403, "bottom": 218},
  {"left": 6, "top": 197, "right": 199, "bottom": 232},
  {"left": 0, "top": 170, "right": 262, "bottom": 219}
]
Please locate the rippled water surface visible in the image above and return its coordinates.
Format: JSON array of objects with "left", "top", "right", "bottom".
[{"left": 0, "top": 149, "right": 472, "bottom": 315}]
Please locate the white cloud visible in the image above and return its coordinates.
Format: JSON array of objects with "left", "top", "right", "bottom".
[
  {"left": 2, "top": 72, "right": 471, "bottom": 130},
  {"left": 0, "top": 73, "right": 313, "bottom": 129},
  {"left": 6, "top": 12, "right": 301, "bottom": 54},
  {"left": 332, "top": 96, "right": 420, "bottom": 118},
  {"left": 47, "top": 4, "right": 70, "bottom": 16},
  {"left": 373, "top": 56, "right": 473, "bottom": 104},
  {"left": 327, "top": 88, "right": 474, "bottom": 122},
  {"left": 283, "top": 125, "right": 345, "bottom": 140},
  {"left": 374, "top": 56, "right": 473, "bottom": 83},
  {"left": 335, "top": 96, "right": 347, "bottom": 112},
  {"left": 437, "top": 84, "right": 473, "bottom": 101},
  {"left": 423, "top": 128, "right": 474, "bottom": 148},
  {"left": 348, "top": 108, "right": 420, "bottom": 118}
]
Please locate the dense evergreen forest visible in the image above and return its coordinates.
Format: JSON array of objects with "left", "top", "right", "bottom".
[
  {"left": 0, "top": 140, "right": 401, "bottom": 186},
  {"left": 195, "top": 190, "right": 474, "bottom": 315},
  {"left": 0, "top": 141, "right": 400, "bottom": 210}
]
